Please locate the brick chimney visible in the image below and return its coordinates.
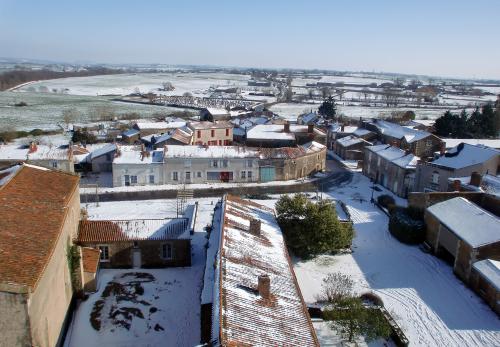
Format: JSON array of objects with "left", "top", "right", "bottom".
[
  {"left": 439, "top": 141, "right": 446, "bottom": 155},
  {"left": 258, "top": 274, "right": 270, "bottom": 299},
  {"left": 470, "top": 171, "right": 482, "bottom": 187},
  {"left": 453, "top": 179, "right": 461, "bottom": 191},
  {"left": 249, "top": 218, "right": 261, "bottom": 236},
  {"left": 307, "top": 124, "right": 314, "bottom": 134},
  {"left": 284, "top": 122, "right": 290, "bottom": 133},
  {"left": 28, "top": 141, "right": 37, "bottom": 153}
]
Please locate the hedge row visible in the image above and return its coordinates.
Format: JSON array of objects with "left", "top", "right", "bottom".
[{"left": 388, "top": 207, "right": 425, "bottom": 244}]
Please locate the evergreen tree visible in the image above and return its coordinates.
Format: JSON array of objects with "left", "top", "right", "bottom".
[
  {"left": 275, "top": 194, "right": 354, "bottom": 258},
  {"left": 318, "top": 96, "right": 337, "bottom": 120}
]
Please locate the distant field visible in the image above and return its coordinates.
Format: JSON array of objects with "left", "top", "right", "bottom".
[{"left": 0, "top": 91, "right": 195, "bottom": 130}]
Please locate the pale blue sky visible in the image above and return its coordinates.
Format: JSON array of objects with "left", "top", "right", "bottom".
[{"left": 1, "top": 0, "right": 499, "bottom": 79}]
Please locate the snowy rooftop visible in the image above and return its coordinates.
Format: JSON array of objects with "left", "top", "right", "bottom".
[
  {"left": 246, "top": 124, "right": 324, "bottom": 141},
  {"left": 0, "top": 145, "right": 28, "bottom": 160},
  {"left": 299, "top": 112, "right": 319, "bottom": 124},
  {"left": 205, "top": 107, "right": 230, "bottom": 116},
  {"left": 90, "top": 144, "right": 117, "bottom": 160},
  {"left": 0, "top": 144, "right": 70, "bottom": 161},
  {"left": 370, "top": 119, "right": 431, "bottom": 143},
  {"left": 366, "top": 144, "right": 419, "bottom": 169},
  {"left": 122, "top": 128, "right": 140, "bottom": 137},
  {"left": 392, "top": 153, "right": 419, "bottom": 169},
  {"left": 164, "top": 145, "right": 259, "bottom": 159},
  {"left": 427, "top": 197, "right": 500, "bottom": 248},
  {"left": 336, "top": 135, "right": 367, "bottom": 147},
  {"left": 432, "top": 143, "right": 499, "bottom": 170},
  {"left": 213, "top": 195, "right": 319, "bottom": 346},
  {"left": 135, "top": 121, "right": 186, "bottom": 130},
  {"left": 352, "top": 128, "right": 373, "bottom": 137},
  {"left": 0, "top": 164, "right": 21, "bottom": 186},
  {"left": 78, "top": 218, "right": 189, "bottom": 241},
  {"left": 113, "top": 146, "right": 164, "bottom": 164},
  {"left": 188, "top": 120, "right": 233, "bottom": 130},
  {"left": 443, "top": 138, "right": 500, "bottom": 150},
  {"left": 472, "top": 259, "right": 500, "bottom": 291}
]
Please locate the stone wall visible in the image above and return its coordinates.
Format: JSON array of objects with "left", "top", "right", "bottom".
[
  {"left": 469, "top": 268, "right": 500, "bottom": 315},
  {"left": 0, "top": 291, "right": 31, "bottom": 347}
]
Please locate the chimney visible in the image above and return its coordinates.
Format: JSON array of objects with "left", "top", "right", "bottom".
[
  {"left": 341, "top": 124, "right": 345, "bottom": 132},
  {"left": 439, "top": 141, "right": 446, "bottom": 155},
  {"left": 28, "top": 141, "right": 37, "bottom": 153},
  {"left": 284, "top": 122, "right": 290, "bottom": 133},
  {"left": 258, "top": 274, "right": 270, "bottom": 300},
  {"left": 307, "top": 124, "right": 314, "bottom": 134},
  {"left": 470, "top": 171, "right": 482, "bottom": 187},
  {"left": 249, "top": 218, "right": 261, "bottom": 236},
  {"left": 453, "top": 179, "right": 461, "bottom": 192}
]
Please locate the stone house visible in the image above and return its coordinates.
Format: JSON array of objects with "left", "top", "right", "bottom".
[
  {"left": 0, "top": 165, "right": 80, "bottom": 347},
  {"left": 76, "top": 218, "right": 192, "bottom": 268},
  {"left": 363, "top": 144, "right": 419, "bottom": 197},
  {"left": 333, "top": 135, "right": 371, "bottom": 161},
  {"left": 112, "top": 146, "right": 165, "bottom": 187},
  {"left": 188, "top": 121, "right": 233, "bottom": 146},
  {"left": 424, "top": 197, "right": 500, "bottom": 284},
  {"left": 415, "top": 143, "right": 500, "bottom": 192},
  {"left": 0, "top": 143, "right": 74, "bottom": 172},
  {"left": 121, "top": 128, "right": 140, "bottom": 144}
]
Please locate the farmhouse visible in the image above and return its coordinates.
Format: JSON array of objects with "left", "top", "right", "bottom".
[
  {"left": 203, "top": 195, "right": 319, "bottom": 346},
  {"left": 112, "top": 145, "right": 164, "bottom": 187},
  {"left": 415, "top": 143, "right": 500, "bottom": 192},
  {"left": 188, "top": 121, "right": 233, "bottom": 146},
  {"left": 424, "top": 197, "right": 500, "bottom": 284},
  {"left": 0, "top": 165, "right": 80, "bottom": 347}
]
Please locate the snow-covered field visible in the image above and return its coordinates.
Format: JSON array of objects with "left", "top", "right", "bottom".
[
  {"left": 255, "top": 174, "right": 500, "bottom": 346},
  {"left": 0, "top": 91, "right": 192, "bottom": 130},
  {"left": 66, "top": 198, "right": 219, "bottom": 347}
]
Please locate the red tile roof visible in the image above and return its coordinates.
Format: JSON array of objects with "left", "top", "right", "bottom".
[
  {"left": 81, "top": 247, "right": 100, "bottom": 273},
  {"left": 0, "top": 165, "right": 79, "bottom": 291},
  {"left": 215, "top": 195, "right": 319, "bottom": 346}
]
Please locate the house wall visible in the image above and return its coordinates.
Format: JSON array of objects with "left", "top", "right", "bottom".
[
  {"left": 423, "top": 211, "right": 441, "bottom": 250},
  {"left": 190, "top": 127, "right": 233, "bottom": 146},
  {"left": 469, "top": 268, "right": 500, "bottom": 315},
  {"left": 91, "top": 152, "right": 114, "bottom": 173},
  {"left": 334, "top": 141, "right": 366, "bottom": 160},
  {"left": 83, "top": 240, "right": 191, "bottom": 268},
  {"left": 416, "top": 155, "right": 499, "bottom": 192},
  {"left": 112, "top": 163, "right": 164, "bottom": 187},
  {"left": 163, "top": 157, "right": 259, "bottom": 184},
  {"left": 27, "top": 188, "right": 80, "bottom": 347},
  {"left": 83, "top": 272, "right": 97, "bottom": 292},
  {"left": 258, "top": 148, "right": 326, "bottom": 181},
  {"left": 0, "top": 291, "right": 31, "bottom": 347}
]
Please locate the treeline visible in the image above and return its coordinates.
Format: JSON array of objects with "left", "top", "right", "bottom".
[
  {"left": 434, "top": 103, "right": 500, "bottom": 138},
  {"left": 0, "top": 67, "right": 124, "bottom": 91}
]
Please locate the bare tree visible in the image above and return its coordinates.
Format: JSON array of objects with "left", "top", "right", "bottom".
[
  {"left": 316, "top": 272, "right": 354, "bottom": 303},
  {"left": 62, "top": 108, "right": 80, "bottom": 125},
  {"left": 162, "top": 82, "right": 175, "bottom": 91}
]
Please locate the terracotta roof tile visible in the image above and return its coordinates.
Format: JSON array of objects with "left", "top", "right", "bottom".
[{"left": 0, "top": 165, "right": 79, "bottom": 291}]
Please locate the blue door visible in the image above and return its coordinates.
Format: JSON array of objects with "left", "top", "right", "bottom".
[{"left": 260, "top": 166, "right": 276, "bottom": 182}]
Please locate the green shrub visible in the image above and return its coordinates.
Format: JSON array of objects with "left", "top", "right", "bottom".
[
  {"left": 377, "top": 194, "right": 395, "bottom": 209},
  {"left": 389, "top": 208, "right": 425, "bottom": 244}
]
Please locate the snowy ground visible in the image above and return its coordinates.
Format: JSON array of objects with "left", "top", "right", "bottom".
[
  {"left": 255, "top": 174, "right": 500, "bottom": 346},
  {"left": 66, "top": 197, "right": 219, "bottom": 347}
]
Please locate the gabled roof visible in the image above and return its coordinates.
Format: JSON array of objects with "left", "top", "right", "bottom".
[
  {"left": 122, "top": 128, "right": 140, "bottom": 137},
  {"left": 370, "top": 119, "right": 431, "bottom": 143},
  {"left": 113, "top": 146, "right": 164, "bottom": 164},
  {"left": 78, "top": 218, "right": 189, "bottom": 242},
  {"left": 432, "top": 143, "right": 499, "bottom": 170},
  {"left": 427, "top": 197, "right": 500, "bottom": 248},
  {"left": 204, "top": 107, "right": 230, "bottom": 116},
  {"left": 90, "top": 143, "right": 117, "bottom": 160},
  {"left": 135, "top": 121, "right": 186, "bottom": 130},
  {"left": 0, "top": 165, "right": 79, "bottom": 291},
  {"left": 213, "top": 195, "right": 319, "bottom": 346},
  {"left": 336, "top": 135, "right": 369, "bottom": 147}
]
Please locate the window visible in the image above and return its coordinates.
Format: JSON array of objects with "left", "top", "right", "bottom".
[
  {"left": 124, "top": 175, "right": 130, "bottom": 186},
  {"left": 184, "top": 159, "right": 191, "bottom": 168},
  {"left": 225, "top": 128, "right": 229, "bottom": 136},
  {"left": 224, "top": 140, "right": 230, "bottom": 145},
  {"left": 246, "top": 160, "right": 253, "bottom": 168},
  {"left": 247, "top": 171, "right": 252, "bottom": 179},
  {"left": 131, "top": 175, "right": 138, "bottom": 184},
  {"left": 51, "top": 161, "right": 58, "bottom": 168},
  {"left": 162, "top": 243, "right": 173, "bottom": 260},
  {"left": 149, "top": 175, "right": 155, "bottom": 184},
  {"left": 212, "top": 160, "right": 218, "bottom": 168},
  {"left": 197, "top": 171, "right": 202, "bottom": 178},
  {"left": 211, "top": 129, "right": 215, "bottom": 137},
  {"left": 219, "top": 140, "right": 222, "bottom": 145},
  {"left": 222, "top": 159, "right": 229, "bottom": 168},
  {"left": 197, "top": 130, "right": 201, "bottom": 139},
  {"left": 241, "top": 171, "right": 246, "bottom": 179},
  {"left": 98, "top": 245, "right": 109, "bottom": 262},
  {"left": 173, "top": 172, "right": 179, "bottom": 181},
  {"left": 431, "top": 171, "right": 439, "bottom": 184},
  {"left": 185, "top": 171, "right": 191, "bottom": 180}
]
